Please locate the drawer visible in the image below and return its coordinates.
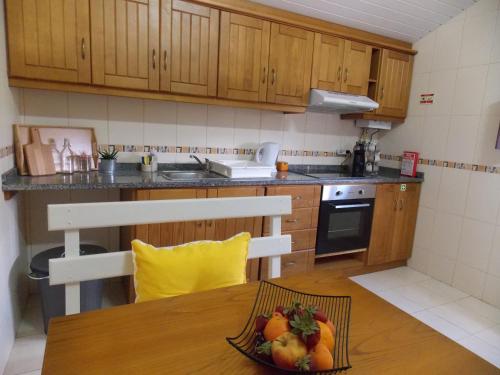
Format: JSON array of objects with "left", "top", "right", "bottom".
[
  {"left": 266, "top": 185, "right": 321, "bottom": 208},
  {"left": 261, "top": 249, "right": 315, "bottom": 279},
  {"left": 264, "top": 208, "right": 313, "bottom": 231},
  {"left": 286, "top": 229, "right": 317, "bottom": 251}
]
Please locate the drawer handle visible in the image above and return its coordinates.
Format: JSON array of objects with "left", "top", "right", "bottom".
[
  {"left": 293, "top": 196, "right": 302, "bottom": 200},
  {"left": 291, "top": 241, "right": 296, "bottom": 245},
  {"left": 81, "top": 38, "right": 86, "bottom": 60},
  {"left": 152, "top": 49, "right": 156, "bottom": 70},
  {"left": 285, "top": 261, "right": 296, "bottom": 266},
  {"left": 286, "top": 219, "right": 298, "bottom": 223}
]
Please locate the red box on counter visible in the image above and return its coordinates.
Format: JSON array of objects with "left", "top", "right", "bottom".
[{"left": 401, "top": 151, "right": 419, "bottom": 177}]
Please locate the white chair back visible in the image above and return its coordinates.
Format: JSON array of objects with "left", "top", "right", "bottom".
[{"left": 47, "top": 196, "right": 292, "bottom": 315}]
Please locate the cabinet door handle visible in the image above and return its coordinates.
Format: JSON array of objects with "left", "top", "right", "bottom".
[
  {"left": 207, "top": 220, "right": 213, "bottom": 228},
  {"left": 197, "top": 222, "right": 203, "bottom": 228},
  {"left": 344, "top": 68, "right": 348, "bottom": 83},
  {"left": 152, "top": 49, "right": 156, "bottom": 70},
  {"left": 337, "top": 66, "right": 341, "bottom": 81},
  {"left": 81, "top": 38, "right": 85, "bottom": 60},
  {"left": 292, "top": 195, "right": 302, "bottom": 201},
  {"left": 163, "top": 50, "right": 167, "bottom": 71},
  {"left": 399, "top": 200, "right": 403, "bottom": 210},
  {"left": 271, "top": 69, "right": 276, "bottom": 85},
  {"left": 286, "top": 219, "right": 298, "bottom": 223},
  {"left": 380, "top": 86, "right": 384, "bottom": 100},
  {"left": 291, "top": 241, "right": 297, "bottom": 245},
  {"left": 262, "top": 67, "right": 267, "bottom": 84},
  {"left": 285, "top": 261, "right": 296, "bottom": 267}
]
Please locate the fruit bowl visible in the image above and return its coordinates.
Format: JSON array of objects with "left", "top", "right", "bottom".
[{"left": 226, "top": 281, "right": 352, "bottom": 374}]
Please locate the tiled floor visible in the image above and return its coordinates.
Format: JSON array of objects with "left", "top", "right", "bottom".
[
  {"left": 4, "top": 268, "right": 500, "bottom": 374},
  {"left": 3, "top": 279, "right": 127, "bottom": 375},
  {"left": 351, "top": 267, "right": 500, "bottom": 368}
]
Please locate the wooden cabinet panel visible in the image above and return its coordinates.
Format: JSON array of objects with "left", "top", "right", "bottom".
[
  {"left": 266, "top": 185, "right": 321, "bottom": 209},
  {"left": 161, "top": 0, "right": 219, "bottom": 96},
  {"left": 6, "top": 0, "right": 91, "bottom": 83},
  {"left": 341, "top": 41, "right": 372, "bottom": 95},
  {"left": 90, "top": 0, "right": 160, "bottom": 90},
  {"left": 367, "top": 183, "right": 420, "bottom": 266},
  {"left": 286, "top": 229, "right": 317, "bottom": 251},
  {"left": 390, "top": 184, "right": 420, "bottom": 261},
  {"left": 218, "top": 12, "right": 270, "bottom": 102},
  {"left": 261, "top": 249, "right": 315, "bottom": 279},
  {"left": 267, "top": 23, "right": 314, "bottom": 106},
  {"left": 376, "top": 49, "right": 413, "bottom": 118},
  {"left": 311, "top": 33, "right": 345, "bottom": 92},
  {"left": 264, "top": 207, "right": 314, "bottom": 232}
]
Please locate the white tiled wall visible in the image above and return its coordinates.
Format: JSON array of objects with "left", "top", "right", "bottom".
[
  {"left": 379, "top": 0, "right": 500, "bottom": 308},
  {"left": 16, "top": 89, "right": 359, "bottom": 165}
]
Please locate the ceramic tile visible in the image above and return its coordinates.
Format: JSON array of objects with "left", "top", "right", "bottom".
[
  {"left": 420, "top": 115, "right": 450, "bottom": 160},
  {"left": 456, "top": 296, "right": 500, "bottom": 324},
  {"left": 465, "top": 171, "right": 500, "bottom": 224},
  {"left": 453, "top": 263, "right": 487, "bottom": 298},
  {"left": 233, "top": 108, "right": 260, "bottom": 148},
  {"left": 430, "top": 212, "right": 463, "bottom": 260},
  {"left": 414, "top": 206, "right": 436, "bottom": 250},
  {"left": 418, "top": 164, "right": 443, "bottom": 209},
  {"left": 476, "top": 325, "right": 500, "bottom": 350},
  {"left": 393, "top": 283, "right": 453, "bottom": 309},
  {"left": 372, "top": 289, "right": 425, "bottom": 314},
  {"left": 490, "top": 11, "right": 500, "bottom": 63},
  {"left": 3, "top": 334, "right": 45, "bottom": 375},
  {"left": 488, "top": 228, "right": 500, "bottom": 277},
  {"left": 482, "top": 63, "right": 500, "bottom": 116},
  {"left": 260, "top": 110, "right": 284, "bottom": 144},
  {"left": 412, "top": 310, "right": 471, "bottom": 341},
  {"left": 459, "top": 12, "right": 497, "bottom": 67},
  {"left": 16, "top": 297, "right": 43, "bottom": 338},
  {"left": 452, "top": 66, "right": 488, "bottom": 115},
  {"left": 283, "top": 113, "right": 306, "bottom": 149},
  {"left": 445, "top": 115, "right": 480, "bottom": 164},
  {"left": 23, "top": 89, "right": 69, "bottom": 126},
  {"left": 431, "top": 14, "right": 464, "bottom": 71},
  {"left": 427, "top": 251, "right": 457, "bottom": 284},
  {"left": 427, "top": 70, "right": 458, "bottom": 116},
  {"left": 458, "top": 219, "right": 495, "bottom": 272},
  {"left": 418, "top": 278, "right": 469, "bottom": 301},
  {"left": 473, "top": 115, "right": 500, "bottom": 166},
  {"left": 437, "top": 168, "right": 471, "bottom": 216},
  {"left": 177, "top": 103, "right": 207, "bottom": 147},
  {"left": 483, "top": 274, "right": 500, "bottom": 308},
  {"left": 304, "top": 112, "right": 327, "bottom": 151},
  {"left": 108, "top": 97, "right": 143, "bottom": 145},
  {"left": 413, "top": 32, "right": 436, "bottom": 74},
  {"left": 408, "top": 246, "right": 431, "bottom": 274},
  {"left": 457, "top": 336, "right": 500, "bottom": 368},
  {"left": 382, "top": 267, "right": 430, "bottom": 284},
  {"left": 143, "top": 100, "right": 176, "bottom": 146},
  {"left": 206, "top": 106, "right": 234, "bottom": 148},
  {"left": 430, "top": 301, "right": 497, "bottom": 334},
  {"left": 68, "top": 93, "right": 108, "bottom": 144}
]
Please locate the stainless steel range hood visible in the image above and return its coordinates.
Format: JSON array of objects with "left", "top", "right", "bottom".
[{"left": 307, "top": 89, "right": 379, "bottom": 114}]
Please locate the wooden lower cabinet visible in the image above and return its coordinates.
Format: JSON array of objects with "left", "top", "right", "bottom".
[
  {"left": 261, "top": 249, "right": 315, "bottom": 279},
  {"left": 120, "top": 186, "right": 265, "bottom": 302},
  {"left": 367, "top": 183, "right": 420, "bottom": 265}
]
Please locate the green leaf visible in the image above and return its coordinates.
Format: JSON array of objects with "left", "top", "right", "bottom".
[{"left": 256, "top": 341, "right": 272, "bottom": 356}]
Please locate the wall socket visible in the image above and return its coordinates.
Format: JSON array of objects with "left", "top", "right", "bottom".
[{"left": 400, "top": 184, "right": 407, "bottom": 192}]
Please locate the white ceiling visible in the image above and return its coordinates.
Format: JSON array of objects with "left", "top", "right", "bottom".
[{"left": 253, "top": 0, "right": 477, "bottom": 42}]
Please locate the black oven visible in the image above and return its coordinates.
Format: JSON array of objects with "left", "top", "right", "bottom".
[{"left": 316, "top": 185, "right": 376, "bottom": 256}]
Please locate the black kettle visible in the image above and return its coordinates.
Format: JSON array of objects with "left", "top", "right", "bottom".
[{"left": 352, "top": 142, "right": 366, "bottom": 177}]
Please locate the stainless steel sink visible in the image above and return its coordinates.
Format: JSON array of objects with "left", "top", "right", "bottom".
[{"left": 160, "top": 170, "right": 226, "bottom": 180}]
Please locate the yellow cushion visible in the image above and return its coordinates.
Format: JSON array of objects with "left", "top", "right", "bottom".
[{"left": 131, "top": 232, "right": 250, "bottom": 303}]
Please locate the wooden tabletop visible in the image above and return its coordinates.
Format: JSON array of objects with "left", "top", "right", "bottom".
[{"left": 43, "top": 269, "right": 498, "bottom": 374}]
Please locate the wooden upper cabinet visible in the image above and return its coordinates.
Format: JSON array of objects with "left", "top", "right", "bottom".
[
  {"left": 311, "top": 33, "right": 345, "bottom": 92},
  {"left": 6, "top": 0, "right": 91, "bottom": 83},
  {"left": 161, "top": 0, "right": 219, "bottom": 96},
  {"left": 90, "top": 0, "right": 160, "bottom": 90},
  {"left": 376, "top": 49, "right": 413, "bottom": 118},
  {"left": 341, "top": 41, "right": 372, "bottom": 95},
  {"left": 267, "top": 23, "right": 314, "bottom": 106},
  {"left": 218, "top": 12, "right": 270, "bottom": 102}
]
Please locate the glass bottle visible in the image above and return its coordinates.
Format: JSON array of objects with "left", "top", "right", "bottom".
[
  {"left": 60, "top": 138, "right": 74, "bottom": 174},
  {"left": 48, "top": 138, "right": 62, "bottom": 172}
]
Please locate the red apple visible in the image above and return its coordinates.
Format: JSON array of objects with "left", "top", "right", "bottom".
[{"left": 271, "top": 332, "right": 307, "bottom": 370}]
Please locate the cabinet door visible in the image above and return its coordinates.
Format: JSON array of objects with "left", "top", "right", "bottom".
[
  {"left": 376, "top": 49, "right": 413, "bottom": 118},
  {"left": 90, "top": 0, "right": 160, "bottom": 90},
  {"left": 218, "top": 12, "right": 270, "bottom": 102},
  {"left": 366, "top": 184, "right": 399, "bottom": 265},
  {"left": 390, "top": 184, "right": 420, "bottom": 261},
  {"left": 267, "top": 23, "right": 314, "bottom": 106},
  {"left": 161, "top": 0, "right": 219, "bottom": 96},
  {"left": 340, "top": 41, "right": 372, "bottom": 95},
  {"left": 311, "top": 33, "right": 345, "bottom": 92},
  {"left": 6, "top": 0, "right": 91, "bottom": 83}
]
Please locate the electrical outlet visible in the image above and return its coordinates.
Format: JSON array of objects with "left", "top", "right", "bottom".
[{"left": 400, "top": 184, "right": 407, "bottom": 192}]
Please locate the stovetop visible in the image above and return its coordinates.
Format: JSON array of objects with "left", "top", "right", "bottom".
[{"left": 304, "top": 172, "right": 369, "bottom": 179}]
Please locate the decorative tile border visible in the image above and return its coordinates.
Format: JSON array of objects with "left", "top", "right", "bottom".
[
  {"left": 98, "top": 144, "right": 339, "bottom": 158},
  {"left": 0, "top": 145, "right": 14, "bottom": 159},
  {"left": 381, "top": 154, "right": 500, "bottom": 174}
]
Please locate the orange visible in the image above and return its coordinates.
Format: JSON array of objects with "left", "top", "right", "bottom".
[
  {"left": 326, "top": 319, "right": 336, "bottom": 337},
  {"left": 317, "top": 320, "right": 335, "bottom": 352},
  {"left": 309, "top": 343, "right": 334, "bottom": 371},
  {"left": 263, "top": 314, "right": 289, "bottom": 341}
]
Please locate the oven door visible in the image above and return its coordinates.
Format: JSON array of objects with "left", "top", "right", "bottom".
[{"left": 316, "top": 198, "right": 374, "bottom": 255}]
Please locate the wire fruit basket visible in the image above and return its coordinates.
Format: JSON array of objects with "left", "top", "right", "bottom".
[{"left": 226, "top": 281, "right": 352, "bottom": 374}]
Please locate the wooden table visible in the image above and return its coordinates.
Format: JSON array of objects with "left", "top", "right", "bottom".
[{"left": 43, "top": 269, "right": 498, "bottom": 374}]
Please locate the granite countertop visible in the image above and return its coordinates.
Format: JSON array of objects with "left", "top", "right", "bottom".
[{"left": 1, "top": 164, "right": 423, "bottom": 191}]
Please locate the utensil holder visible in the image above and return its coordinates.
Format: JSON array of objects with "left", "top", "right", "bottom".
[{"left": 141, "top": 157, "right": 158, "bottom": 173}]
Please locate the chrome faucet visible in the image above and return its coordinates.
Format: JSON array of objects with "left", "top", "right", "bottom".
[{"left": 189, "top": 154, "right": 209, "bottom": 171}]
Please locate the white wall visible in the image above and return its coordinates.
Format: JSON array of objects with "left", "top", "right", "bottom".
[
  {"left": 379, "top": 0, "right": 500, "bottom": 307},
  {"left": 0, "top": 0, "right": 28, "bottom": 372}
]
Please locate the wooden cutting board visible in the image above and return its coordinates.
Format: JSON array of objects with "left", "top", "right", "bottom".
[{"left": 23, "top": 128, "right": 56, "bottom": 176}]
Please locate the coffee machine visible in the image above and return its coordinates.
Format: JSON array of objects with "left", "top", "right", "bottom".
[{"left": 352, "top": 142, "right": 366, "bottom": 177}]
